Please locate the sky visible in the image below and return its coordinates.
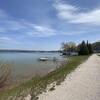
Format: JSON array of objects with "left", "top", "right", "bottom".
[{"left": 0, "top": 0, "right": 100, "bottom": 50}]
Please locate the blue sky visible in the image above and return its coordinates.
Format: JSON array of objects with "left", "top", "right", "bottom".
[{"left": 0, "top": 0, "right": 100, "bottom": 50}]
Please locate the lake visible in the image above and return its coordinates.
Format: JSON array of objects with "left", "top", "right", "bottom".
[{"left": 0, "top": 52, "right": 64, "bottom": 83}]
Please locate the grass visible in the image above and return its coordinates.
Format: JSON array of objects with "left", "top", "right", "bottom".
[{"left": 0, "top": 55, "right": 89, "bottom": 100}]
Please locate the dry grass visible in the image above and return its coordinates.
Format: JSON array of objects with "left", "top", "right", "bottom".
[{"left": 0, "top": 64, "right": 11, "bottom": 88}]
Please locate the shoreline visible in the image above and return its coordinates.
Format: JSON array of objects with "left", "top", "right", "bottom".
[
  {"left": 38, "top": 54, "right": 100, "bottom": 100},
  {"left": 0, "top": 60, "right": 64, "bottom": 91},
  {"left": 0, "top": 55, "right": 89, "bottom": 100}
]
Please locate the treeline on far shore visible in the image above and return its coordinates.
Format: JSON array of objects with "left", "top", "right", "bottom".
[
  {"left": 61, "top": 40, "right": 100, "bottom": 55},
  {"left": 0, "top": 50, "right": 60, "bottom": 53}
]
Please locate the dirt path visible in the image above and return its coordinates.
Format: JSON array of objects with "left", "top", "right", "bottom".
[{"left": 38, "top": 54, "right": 100, "bottom": 100}]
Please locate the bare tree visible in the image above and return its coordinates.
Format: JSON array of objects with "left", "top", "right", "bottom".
[
  {"left": 61, "top": 42, "right": 69, "bottom": 52},
  {"left": 61, "top": 42, "right": 76, "bottom": 53}
]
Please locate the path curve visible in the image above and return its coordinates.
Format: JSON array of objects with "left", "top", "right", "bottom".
[{"left": 38, "top": 54, "right": 100, "bottom": 100}]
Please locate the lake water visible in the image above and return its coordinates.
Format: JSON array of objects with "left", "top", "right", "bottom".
[{"left": 0, "top": 52, "right": 64, "bottom": 83}]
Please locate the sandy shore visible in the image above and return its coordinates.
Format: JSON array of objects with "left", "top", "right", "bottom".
[{"left": 38, "top": 54, "right": 100, "bottom": 100}]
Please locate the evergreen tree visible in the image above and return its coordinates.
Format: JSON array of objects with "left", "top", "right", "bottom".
[
  {"left": 78, "top": 41, "right": 89, "bottom": 55},
  {"left": 87, "top": 40, "right": 89, "bottom": 46},
  {"left": 88, "top": 43, "right": 93, "bottom": 54},
  {"left": 87, "top": 40, "right": 93, "bottom": 54}
]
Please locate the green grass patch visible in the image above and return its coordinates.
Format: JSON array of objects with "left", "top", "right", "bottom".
[{"left": 0, "top": 55, "right": 89, "bottom": 100}]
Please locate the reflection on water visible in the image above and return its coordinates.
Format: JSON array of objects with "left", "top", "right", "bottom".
[{"left": 0, "top": 52, "right": 64, "bottom": 83}]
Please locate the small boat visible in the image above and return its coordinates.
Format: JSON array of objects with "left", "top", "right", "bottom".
[{"left": 38, "top": 57, "right": 49, "bottom": 61}]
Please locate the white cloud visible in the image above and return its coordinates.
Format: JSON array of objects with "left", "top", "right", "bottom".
[
  {"left": 18, "top": 20, "right": 56, "bottom": 37},
  {"left": 0, "top": 36, "right": 19, "bottom": 44},
  {"left": 61, "top": 30, "right": 86, "bottom": 35},
  {"left": 71, "top": 9, "right": 100, "bottom": 24},
  {"left": 33, "top": 25, "right": 56, "bottom": 36},
  {"left": 25, "top": 23, "right": 56, "bottom": 37},
  {"left": 0, "top": 8, "right": 94, "bottom": 38},
  {"left": 0, "top": 9, "right": 56, "bottom": 37},
  {"left": 0, "top": 37, "right": 11, "bottom": 41},
  {"left": 5, "top": 20, "right": 25, "bottom": 30},
  {"left": 34, "top": 25, "right": 53, "bottom": 33},
  {"left": 54, "top": 2, "right": 100, "bottom": 25},
  {"left": 0, "top": 6, "right": 99, "bottom": 39}
]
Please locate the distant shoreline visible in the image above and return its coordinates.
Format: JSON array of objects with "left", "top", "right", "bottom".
[{"left": 0, "top": 50, "right": 60, "bottom": 53}]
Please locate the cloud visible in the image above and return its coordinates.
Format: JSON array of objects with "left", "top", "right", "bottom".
[
  {"left": 0, "top": 5, "right": 99, "bottom": 39},
  {"left": 0, "top": 9, "right": 25, "bottom": 32},
  {"left": 34, "top": 25, "right": 53, "bottom": 33},
  {"left": 54, "top": 2, "right": 100, "bottom": 25},
  {"left": 71, "top": 9, "right": 100, "bottom": 24},
  {"left": 0, "top": 37, "right": 11, "bottom": 41},
  {"left": 0, "top": 9, "right": 8, "bottom": 18},
  {"left": 32, "top": 25, "right": 56, "bottom": 37},
  {"left": 0, "top": 9, "right": 56, "bottom": 37},
  {"left": 0, "top": 7, "right": 96, "bottom": 39},
  {"left": 61, "top": 30, "right": 86, "bottom": 35},
  {"left": 54, "top": 3, "right": 78, "bottom": 19},
  {"left": 17, "top": 21, "right": 57, "bottom": 37},
  {"left": 0, "top": 36, "right": 19, "bottom": 44}
]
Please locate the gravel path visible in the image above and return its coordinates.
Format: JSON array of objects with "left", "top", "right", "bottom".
[{"left": 38, "top": 54, "right": 100, "bottom": 100}]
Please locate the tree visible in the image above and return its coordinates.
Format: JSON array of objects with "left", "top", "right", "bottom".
[
  {"left": 61, "top": 42, "right": 76, "bottom": 52},
  {"left": 67, "top": 42, "right": 76, "bottom": 52},
  {"left": 88, "top": 43, "right": 93, "bottom": 54},
  {"left": 78, "top": 41, "right": 89, "bottom": 55},
  {"left": 87, "top": 40, "right": 93, "bottom": 54},
  {"left": 61, "top": 42, "right": 76, "bottom": 55},
  {"left": 61, "top": 42, "right": 69, "bottom": 52}
]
